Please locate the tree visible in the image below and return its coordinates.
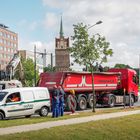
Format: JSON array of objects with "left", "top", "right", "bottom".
[
  {"left": 43, "top": 64, "right": 55, "bottom": 72},
  {"left": 69, "top": 23, "right": 113, "bottom": 112},
  {"left": 15, "top": 58, "right": 39, "bottom": 87},
  {"left": 114, "top": 64, "right": 132, "bottom": 69},
  {"left": 24, "top": 58, "right": 39, "bottom": 86}
]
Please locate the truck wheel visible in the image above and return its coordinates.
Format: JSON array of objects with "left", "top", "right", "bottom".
[
  {"left": 129, "top": 96, "right": 134, "bottom": 106},
  {"left": 0, "top": 112, "right": 4, "bottom": 120},
  {"left": 78, "top": 97, "right": 87, "bottom": 110},
  {"left": 39, "top": 106, "right": 49, "bottom": 117},
  {"left": 88, "top": 95, "right": 96, "bottom": 108},
  {"left": 109, "top": 96, "right": 115, "bottom": 107},
  {"left": 88, "top": 95, "right": 93, "bottom": 108}
]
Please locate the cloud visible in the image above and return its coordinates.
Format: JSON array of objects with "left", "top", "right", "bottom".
[
  {"left": 107, "top": 42, "right": 139, "bottom": 68},
  {"left": 41, "top": 0, "right": 140, "bottom": 68}
]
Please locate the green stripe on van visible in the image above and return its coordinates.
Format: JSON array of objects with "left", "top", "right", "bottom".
[{"left": 0, "top": 98, "right": 50, "bottom": 106}]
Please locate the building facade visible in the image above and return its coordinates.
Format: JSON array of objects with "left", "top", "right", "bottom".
[
  {"left": 55, "top": 17, "right": 70, "bottom": 71},
  {"left": 0, "top": 24, "right": 18, "bottom": 70}
]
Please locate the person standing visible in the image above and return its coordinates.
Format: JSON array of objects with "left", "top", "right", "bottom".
[
  {"left": 52, "top": 85, "right": 60, "bottom": 118},
  {"left": 58, "top": 86, "right": 65, "bottom": 116}
]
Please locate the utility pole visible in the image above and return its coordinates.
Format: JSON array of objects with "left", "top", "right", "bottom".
[
  {"left": 43, "top": 49, "right": 47, "bottom": 71},
  {"left": 139, "top": 54, "right": 140, "bottom": 92},
  {"left": 34, "top": 45, "right": 36, "bottom": 87},
  {"left": 51, "top": 53, "right": 53, "bottom": 71}
]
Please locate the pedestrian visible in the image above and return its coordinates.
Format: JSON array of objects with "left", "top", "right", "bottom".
[
  {"left": 58, "top": 86, "right": 65, "bottom": 116},
  {"left": 52, "top": 85, "right": 60, "bottom": 118}
]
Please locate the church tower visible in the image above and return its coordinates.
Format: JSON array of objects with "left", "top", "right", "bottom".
[{"left": 55, "top": 16, "right": 70, "bottom": 71}]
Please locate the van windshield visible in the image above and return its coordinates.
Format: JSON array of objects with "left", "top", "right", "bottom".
[{"left": 0, "top": 92, "right": 8, "bottom": 101}]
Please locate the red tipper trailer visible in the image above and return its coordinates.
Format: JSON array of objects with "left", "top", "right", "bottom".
[{"left": 38, "top": 68, "right": 138, "bottom": 110}]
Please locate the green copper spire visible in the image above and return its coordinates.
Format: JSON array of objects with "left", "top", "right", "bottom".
[{"left": 60, "top": 16, "right": 64, "bottom": 38}]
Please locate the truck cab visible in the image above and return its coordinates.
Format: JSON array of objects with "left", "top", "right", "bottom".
[{"left": 108, "top": 68, "right": 138, "bottom": 102}]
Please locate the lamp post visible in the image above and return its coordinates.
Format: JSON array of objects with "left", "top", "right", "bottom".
[
  {"left": 87, "top": 20, "right": 102, "bottom": 112},
  {"left": 34, "top": 45, "right": 37, "bottom": 87},
  {"left": 87, "top": 21, "right": 102, "bottom": 30}
]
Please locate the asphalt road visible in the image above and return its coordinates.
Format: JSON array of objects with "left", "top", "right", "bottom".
[{"left": 135, "top": 99, "right": 140, "bottom": 106}]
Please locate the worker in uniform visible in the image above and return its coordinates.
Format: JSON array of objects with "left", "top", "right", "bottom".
[
  {"left": 58, "top": 86, "right": 65, "bottom": 116},
  {"left": 11, "top": 94, "right": 20, "bottom": 102},
  {"left": 52, "top": 85, "right": 59, "bottom": 118}
]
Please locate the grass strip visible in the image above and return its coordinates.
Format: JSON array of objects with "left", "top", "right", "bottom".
[
  {"left": 0, "top": 114, "right": 140, "bottom": 140},
  {"left": 0, "top": 106, "right": 140, "bottom": 128}
]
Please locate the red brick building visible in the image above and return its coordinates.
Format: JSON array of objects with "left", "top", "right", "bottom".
[
  {"left": 55, "top": 17, "right": 70, "bottom": 71},
  {"left": 0, "top": 24, "right": 18, "bottom": 70}
]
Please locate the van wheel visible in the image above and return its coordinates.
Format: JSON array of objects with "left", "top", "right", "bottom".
[
  {"left": 39, "top": 106, "right": 49, "bottom": 117},
  {"left": 0, "top": 112, "right": 4, "bottom": 120},
  {"left": 25, "top": 115, "right": 31, "bottom": 118}
]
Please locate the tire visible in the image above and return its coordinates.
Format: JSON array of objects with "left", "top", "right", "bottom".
[
  {"left": 39, "top": 106, "right": 49, "bottom": 117},
  {"left": 25, "top": 115, "right": 31, "bottom": 118},
  {"left": 78, "top": 96, "right": 87, "bottom": 110},
  {"left": 0, "top": 112, "right": 4, "bottom": 120},
  {"left": 129, "top": 95, "right": 134, "bottom": 106},
  {"left": 109, "top": 95, "right": 115, "bottom": 107}
]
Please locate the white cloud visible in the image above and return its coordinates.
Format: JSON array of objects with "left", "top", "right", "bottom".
[
  {"left": 27, "top": 0, "right": 140, "bottom": 68},
  {"left": 43, "top": 13, "right": 59, "bottom": 30}
]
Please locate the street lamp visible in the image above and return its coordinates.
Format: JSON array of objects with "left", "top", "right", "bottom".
[
  {"left": 87, "top": 20, "right": 102, "bottom": 30},
  {"left": 87, "top": 20, "right": 103, "bottom": 112},
  {"left": 34, "top": 45, "right": 37, "bottom": 87}
]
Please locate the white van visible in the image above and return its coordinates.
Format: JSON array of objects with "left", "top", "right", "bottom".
[{"left": 0, "top": 87, "right": 50, "bottom": 120}]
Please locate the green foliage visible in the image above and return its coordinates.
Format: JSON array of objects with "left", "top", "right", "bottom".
[
  {"left": 70, "top": 23, "right": 113, "bottom": 71},
  {"left": 43, "top": 64, "right": 55, "bottom": 72},
  {"left": 22, "top": 58, "right": 39, "bottom": 87},
  {"left": 114, "top": 64, "right": 132, "bottom": 69}
]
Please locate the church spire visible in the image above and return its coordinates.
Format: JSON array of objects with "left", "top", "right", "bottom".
[{"left": 60, "top": 16, "right": 64, "bottom": 38}]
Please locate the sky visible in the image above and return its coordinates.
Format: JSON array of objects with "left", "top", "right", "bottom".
[{"left": 0, "top": 0, "right": 140, "bottom": 70}]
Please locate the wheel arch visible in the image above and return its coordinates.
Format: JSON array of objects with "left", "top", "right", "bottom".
[{"left": 0, "top": 109, "right": 5, "bottom": 118}]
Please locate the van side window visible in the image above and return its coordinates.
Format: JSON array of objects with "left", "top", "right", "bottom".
[
  {"left": 6, "top": 92, "right": 21, "bottom": 103},
  {"left": 21, "top": 91, "right": 34, "bottom": 102},
  {"left": 34, "top": 90, "right": 48, "bottom": 99}
]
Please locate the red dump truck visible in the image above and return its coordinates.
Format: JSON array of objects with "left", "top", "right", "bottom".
[{"left": 38, "top": 68, "right": 138, "bottom": 110}]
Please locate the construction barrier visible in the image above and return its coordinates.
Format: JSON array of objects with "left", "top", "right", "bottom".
[{"left": 67, "top": 94, "right": 76, "bottom": 113}]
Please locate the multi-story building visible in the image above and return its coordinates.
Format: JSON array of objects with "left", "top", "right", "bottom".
[
  {"left": 55, "top": 17, "right": 70, "bottom": 71},
  {"left": 0, "top": 24, "right": 18, "bottom": 70}
]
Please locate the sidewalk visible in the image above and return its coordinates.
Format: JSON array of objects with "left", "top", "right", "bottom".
[{"left": 0, "top": 110, "right": 140, "bottom": 135}]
